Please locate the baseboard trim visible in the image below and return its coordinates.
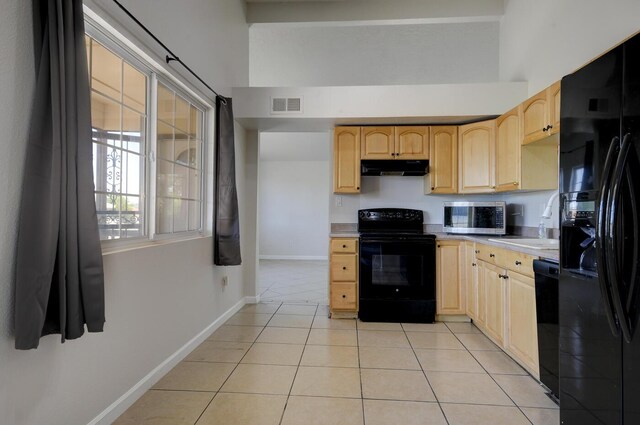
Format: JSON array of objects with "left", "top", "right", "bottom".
[
  {"left": 244, "top": 294, "right": 261, "bottom": 304},
  {"left": 88, "top": 297, "right": 247, "bottom": 425},
  {"left": 259, "top": 255, "right": 328, "bottom": 261}
]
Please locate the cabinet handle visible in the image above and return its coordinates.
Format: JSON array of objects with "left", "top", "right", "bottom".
[
  {"left": 391, "top": 153, "right": 396, "bottom": 157},
  {"left": 503, "top": 275, "right": 509, "bottom": 280},
  {"left": 342, "top": 294, "right": 346, "bottom": 299},
  {"left": 431, "top": 187, "right": 435, "bottom": 190},
  {"left": 472, "top": 263, "right": 476, "bottom": 267},
  {"left": 356, "top": 187, "right": 360, "bottom": 190},
  {"left": 396, "top": 153, "right": 400, "bottom": 156},
  {"left": 342, "top": 266, "right": 347, "bottom": 270},
  {"left": 342, "top": 244, "right": 347, "bottom": 248},
  {"left": 543, "top": 127, "right": 548, "bottom": 132},
  {"left": 548, "top": 125, "right": 553, "bottom": 130},
  {"left": 475, "top": 250, "right": 480, "bottom": 254},
  {"left": 489, "top": 253, "right": 495, "bottom": 258},
  {"left": 515, "top": 261, "right": 522, "bottom": 266},
  {"left": 437, "top": 245, "right": 441, "bottom": 248},
  {"left": 499, "top": 274, "right": 504, "bottom": 278},
  {"left": 513, "top": 182, "right": 518, "bottom": 186}
]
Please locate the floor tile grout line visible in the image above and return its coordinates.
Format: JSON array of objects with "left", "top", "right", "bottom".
[
  {"left": 356, "top": 320, "right": 366, "bottom": 425},
  {"left": 402, "top": 322, "right": 451, "bottom": 425},
  {"left": 198, "top": 301, "right": 283, "bottom": 420},
  {"left": 278, "top": 310, "right": 314, "bottom": 425},
  {"left": 446, "top": 322, "right": 536, "bottom": 425},
  {"left": 190, "top": 303, "right": 283, "bottom": 424}
]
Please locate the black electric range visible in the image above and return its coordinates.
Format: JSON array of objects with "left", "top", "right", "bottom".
[{"left": 358, "top": 208, "right": 436, "bottom": 323}]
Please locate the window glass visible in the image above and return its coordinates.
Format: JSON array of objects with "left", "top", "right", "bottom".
[
  {"left": 87, "top": 36, "right": 147, "bottom": 240},
  {"left": 155, "top": 82, "right": 204, "bottom": 234}
]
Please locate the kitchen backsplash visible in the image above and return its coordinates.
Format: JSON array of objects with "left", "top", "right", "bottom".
[{"left": 330, "top": 176, "right": 559, "bottom": 230}]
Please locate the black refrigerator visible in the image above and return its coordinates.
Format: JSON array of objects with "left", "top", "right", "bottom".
[{"left": 560, "top": 34, "right": 640, "bottom": 424}]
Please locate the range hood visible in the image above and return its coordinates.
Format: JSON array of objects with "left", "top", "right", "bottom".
[{"left": 361, "top": 160, "right": 429, "bottom": 176}]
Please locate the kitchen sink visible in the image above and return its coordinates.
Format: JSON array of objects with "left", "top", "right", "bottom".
[{"left": 487, "top": 238, "right": 559, "bottom": 250}]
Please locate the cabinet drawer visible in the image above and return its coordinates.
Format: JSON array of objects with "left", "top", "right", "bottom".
[
  {"left": 331, "top": 254, "right": 357, "bottom": 281},
  {"left": 331, "top": 283, "right": 357, "bottom": 310},
  {"left": 501, "top": 250, "right": 535, "bottom": 278},
  {"left": 331, "top": 239, "right": 358, "bottom": 253},
  {"left": 476, "top": 244, "right": 535, "bottom": 277}
]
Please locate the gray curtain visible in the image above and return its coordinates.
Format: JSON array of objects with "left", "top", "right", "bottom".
[
  {"left": 214, "top": 96, "right": 242, "bottom": 266},
  {"left": 14, "top": 0, "right": 105, "bottom": 350}
]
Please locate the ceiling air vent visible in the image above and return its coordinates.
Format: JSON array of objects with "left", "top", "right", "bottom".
[{"left": 270, "top": 97, "right": 303, "bottom": 114}]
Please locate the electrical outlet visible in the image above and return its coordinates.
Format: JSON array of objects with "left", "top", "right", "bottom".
[
  {"left": 222, "top": 276, "right": 228, "bottom": 286},
  {"left": 335, "top": 196, "right": 343, "bottom": 207}
]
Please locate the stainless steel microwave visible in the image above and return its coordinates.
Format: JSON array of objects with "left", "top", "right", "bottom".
[{"left": 443, "top": 201, "right": 506, "bottom": 235}]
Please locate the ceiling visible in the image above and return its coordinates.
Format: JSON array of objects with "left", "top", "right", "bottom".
[{"left": 245, "top": 0, "right": 504, "bottom": 25}]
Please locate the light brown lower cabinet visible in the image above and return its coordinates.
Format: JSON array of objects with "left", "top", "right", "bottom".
[
  {"left": 472, "top": 245, "right": 540, "bottom": 377},
  {"left": 464, "top": 242, "right": 478, "bottom": 321},
  {"left": 329, "top": 237, "right": 358, "bottom": 316},
  {"left": 479, "top": 260, "right": 505, "bottom": 345},
  {"left": 436, "top": 240, "right": 465, "bottom": 315},
  {"left": 506, "top": 270, "right": 539, "bottom": 374}
]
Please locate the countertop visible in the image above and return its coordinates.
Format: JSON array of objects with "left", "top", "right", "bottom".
[{"left": 329, "top": 232, "right": 559, "bottom": 261}]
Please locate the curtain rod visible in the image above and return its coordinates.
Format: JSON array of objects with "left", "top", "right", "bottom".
[{"left": 112, "top": 0, "right": 226, "bottom": 104}]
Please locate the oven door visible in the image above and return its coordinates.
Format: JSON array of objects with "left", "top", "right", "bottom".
[{"left": 359, "top": 237, "right": 436, "bottom": 300}]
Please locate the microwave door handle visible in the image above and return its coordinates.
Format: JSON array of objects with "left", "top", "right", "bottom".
[
  {"left": 606, "top": 133, "right": 632, "bottom": 342},
  {"left": 596, "top": 136, "right": 621, "bottom": 336}
]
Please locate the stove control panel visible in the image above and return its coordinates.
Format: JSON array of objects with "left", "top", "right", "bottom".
[{"left": 359, "top": 208, "right": 423, "bottom": 222}]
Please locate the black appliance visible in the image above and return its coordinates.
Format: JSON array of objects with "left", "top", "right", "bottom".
[
  {"left": 533, "top": 259, "right": 559, "bottom": 400},
  {"left": 358, "top": 208, "right": 436, "bottom": 323},
  {"left": 559, "top": 34, "right": 640, "bottom": 424},
  {"left": 361, "top": 159, "right": 428, "bottom": 176}
]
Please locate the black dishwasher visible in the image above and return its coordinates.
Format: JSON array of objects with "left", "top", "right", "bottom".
[{"left": 533, "top": 259, "right": 559, "bottom": 400}]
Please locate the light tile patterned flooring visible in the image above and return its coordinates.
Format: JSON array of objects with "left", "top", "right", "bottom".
[
  {"left": 115, "top": 302, "right": 559, "bottom": 425},
  {"left": 258, "top": 260, "right": 328, "bottom": 304}
]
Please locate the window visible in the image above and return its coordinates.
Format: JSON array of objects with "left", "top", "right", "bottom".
[
  {"left": 156, "top": 83, "right": 204, "bottom": 234},
  {"left": 85, "top": 30, "right": 207, "bottom": 243}
]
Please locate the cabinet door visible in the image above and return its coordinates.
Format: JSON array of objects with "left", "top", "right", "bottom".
[
  {"left": 427, "top": 126, "right": 458, "bottom": 194},
  {"left": 396, "top": 126, "right": 429, "bottom": 159},
  {"left": 482, "top": 261, "right": 505, "bottom": 345},
  {"left": 459, "top": 120, "right": 496, "bottom": 194},
  {"left": 436, "top": 240, "right": 465, "bottom": 315},
  {"left": 476, "top": 260, "right": 487, "bottom": 326},
  {"left": 361, "top": 126, "right": 395, "bottom": 159},
  {"left": 495, "top": 106, "right": 521, "bottom": 192},
  {"left": 333, "top": 127, "right": 361, "bottom": 193},
  {"left": 547, "top": 81, "right": 561, "bottom": 136},
  {"left": 522, "top": 89, "right": 548, "bottom": 145},
  {"left": 506, "top": 271, "right": 539, "bottom": 374},
  {"left": 465, "top": 242, "right": 478, "bottom": 320}
]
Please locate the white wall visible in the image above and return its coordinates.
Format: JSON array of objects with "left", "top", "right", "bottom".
[
  {"left": 331, "top": 177, "right": 559, "bottom": 230},
  {"left": 250, "top": 22, "right": 499, "bottom": 87},
  {"left": 258, "top": 133, "right": 330, "bottom": 259},
  {"left": 0, "top": 1, "right": 255, "bottom": 425},
  {"left": 500, "top": 0, "right": 640, "bottom": 95}
]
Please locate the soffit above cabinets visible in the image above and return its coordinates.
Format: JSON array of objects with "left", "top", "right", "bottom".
[
  {"left": 245, "top": 0, "right": 505, "bottom": 25},
  {"left": 232, "top": 82, "right": 528, "bottom": 132}
]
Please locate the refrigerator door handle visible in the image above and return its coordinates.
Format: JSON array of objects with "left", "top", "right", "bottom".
[
  {"left": 606, "top": 132, "right": 633, "bottom": 342},
  {"left": 596, "top": 136, "right": 621, "bottom": 336}
]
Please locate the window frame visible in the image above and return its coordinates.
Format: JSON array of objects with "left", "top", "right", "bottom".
[{"left": 85, "top": 18, "right": 211, "bottom": 251}]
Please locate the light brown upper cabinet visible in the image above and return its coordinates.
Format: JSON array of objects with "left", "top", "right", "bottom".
[
  {"left": 522, "top": 81, "right": 561, "bottom": 144},
  {"left": 548, "top": 81, "right": 561, "bottom": 136},
  {"left": 459, "top": 120, "right": 496, "bottom": 194},
  {"left": 395, "top": 126, "right": 429, "bottom": 159},
  {"left": 333, "top": 127, "right": 361, "bottom": 193},
  {"left": 361, "top": 126, "right": 395, "bottom": 159},
  {"left": 361, "top": 126, "right": 429, "bottom": 160},
  {"left": 425, "top": 126, "right": 457, "bottom": 194},
  {"left": 496, "top": 106, "right": 522, "bottom": 192}
]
